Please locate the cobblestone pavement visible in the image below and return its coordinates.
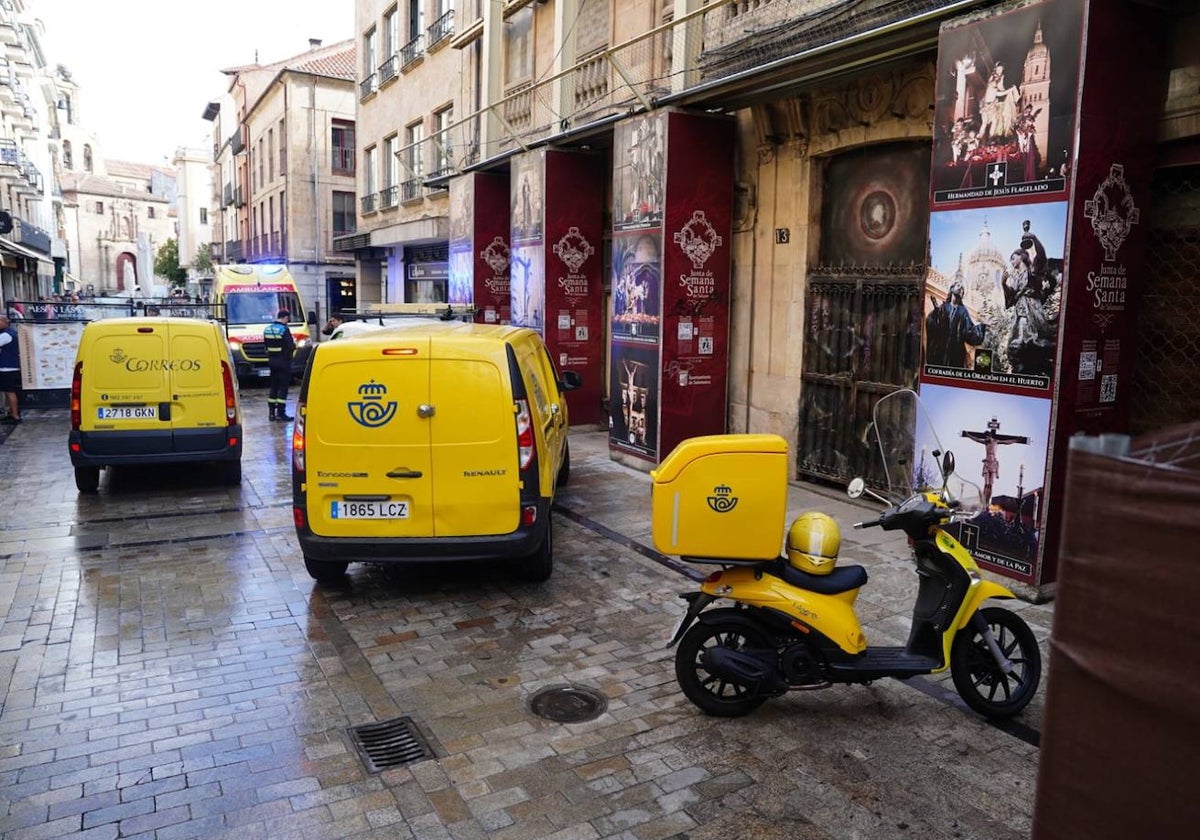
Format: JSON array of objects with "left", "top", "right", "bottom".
[{"left": 0, "top": 389, "right": 1052, "bottom": 839}]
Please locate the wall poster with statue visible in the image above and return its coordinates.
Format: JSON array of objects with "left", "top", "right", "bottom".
[{"left": 921, "top": 0, "right": 1168, "bottom": 595}]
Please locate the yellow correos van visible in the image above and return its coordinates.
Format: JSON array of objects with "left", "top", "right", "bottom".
[
  {"left": 292, "top": 321, "right": 581, "bottom": 583},
  {"left": 69, "top": 317, "right": 243, "bottom": 493}
]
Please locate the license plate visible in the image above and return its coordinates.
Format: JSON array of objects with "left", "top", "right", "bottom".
[
  {"left": 98, "top": 406, "right": 157, "bottom": 420},
  {"left": 330, "top": 500, "right": 410, "bottom": 519},
  {"left": 256, "top": 368, "right": 271, "bottom": 378}
]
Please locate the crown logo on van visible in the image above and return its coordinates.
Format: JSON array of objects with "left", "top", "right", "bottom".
[
  {"left": 706, "top": 484, "right": 738, "bottom": 514},
  {"left": 109, "top": 348, "right": 127, "bottom": 364},
  {"left": 348, "top": 380, "right": 398, "bottom": 428}
]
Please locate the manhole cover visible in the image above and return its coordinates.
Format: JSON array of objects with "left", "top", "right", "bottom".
[
  {"left": 528, "top": 684, "right": 608, "bottom": 723},
  {"left": 347, "top": 716, "right": 434, "bottom": 772}
]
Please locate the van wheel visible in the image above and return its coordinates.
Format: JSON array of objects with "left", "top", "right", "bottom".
[
  {"left": 304, "top": 555, "right": 349, "bottom": 583},
  {"left": 74, "top": 466, "right": 101, "bottom": 494},
  {"left": 514, "top": 521, "right": 554, "bottom": 582},
  {"left": 556, "top": 441, "right": 571, "bottom": 488},
  {"left": 223, "top": 460, "right": 242, "bottom": 485}
]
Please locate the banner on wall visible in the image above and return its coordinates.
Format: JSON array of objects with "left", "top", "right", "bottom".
[
  {"left": 510, "top": 152, "right": 546, "bottom": 331},
  {"left": 608, "top": 110, "right": 734, "bottom": 463},
  {"left": 448, "top": 172, "right": 511, "bottom": 324},
  {"left": 922, "top": 0, "right": 1167, "bottom": 589}
]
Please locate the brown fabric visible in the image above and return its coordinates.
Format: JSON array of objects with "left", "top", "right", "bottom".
[{"left": 1033, "top": 422, "right": 1200, "bottom": 839}]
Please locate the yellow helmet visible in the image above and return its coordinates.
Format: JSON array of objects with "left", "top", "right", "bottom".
[{"left": 786, "top": 512, "right": 841, "bottom": 575}]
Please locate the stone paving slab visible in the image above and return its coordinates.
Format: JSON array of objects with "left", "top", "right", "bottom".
[{"left": 0, "top": 390, "right": 1050, "bottom": 838}]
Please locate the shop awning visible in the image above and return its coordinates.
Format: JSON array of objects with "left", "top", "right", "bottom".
[{"left": 0, "top": 237, "right": 55, "bottom": 266}]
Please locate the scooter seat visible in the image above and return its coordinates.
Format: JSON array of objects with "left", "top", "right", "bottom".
[{"left": 762, "top": 559, "right": 869, "bottom": 595}]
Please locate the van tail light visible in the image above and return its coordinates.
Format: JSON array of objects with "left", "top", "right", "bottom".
[
  {"left": 292, "top": 404, "right": 306, "bottom": 472},
  {"left": 220, "top": 361, "right": 237, "bottom": 425},
  {"left": 516, "top": 399, "right": 535, "bottom": 470},
  {"left": 70, "top": 362, "right": 83, "bottom": 429}
]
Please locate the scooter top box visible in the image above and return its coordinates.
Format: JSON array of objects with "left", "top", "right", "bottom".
[{"left": 651, "top": 434, "right": 789, "bottom": 561}]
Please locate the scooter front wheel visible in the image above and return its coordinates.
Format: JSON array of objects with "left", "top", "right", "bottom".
[
  {"left": 950, "top": 606, "right": 1042, "bottom": 719},
  {"left": 674, "top": 618, "right": 772, "bottom": 717}
]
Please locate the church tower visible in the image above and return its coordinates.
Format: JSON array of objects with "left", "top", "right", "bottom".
[{"left": 1022, "top": 20, "right": 1052, "bottom": 172}]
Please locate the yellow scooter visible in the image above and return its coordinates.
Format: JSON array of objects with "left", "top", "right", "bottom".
[{"left": 654, "top": 389, "right": 1041, "bottom": 719}]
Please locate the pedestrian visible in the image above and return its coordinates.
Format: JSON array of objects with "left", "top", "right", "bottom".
[
  {"left": 0, "top": 314, "right": 21, "bottom": 425},
  {"left": 263, "top": 308, "right": 295, "bottom": 422},
  {"left": 321, "top": 312, "right": 345, "bottom": 337}
]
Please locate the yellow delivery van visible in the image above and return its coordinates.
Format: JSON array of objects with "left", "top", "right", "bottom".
[
  {"left": 291, "top": 321, "right": 581, "bottom": 583},
  {"left": 68, "top": 317, "right": 244, "bottom": 492}
]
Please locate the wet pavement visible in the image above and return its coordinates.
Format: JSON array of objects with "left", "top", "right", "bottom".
[{"left": 0, "top": 389, "right": 1052, "bottom": 839}]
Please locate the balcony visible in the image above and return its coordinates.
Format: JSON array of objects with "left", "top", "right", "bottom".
[
  {"left": 361, "top": 192, "right": 378, "bottom": 214},
  {"left": 380, "top": 185, "right": 398, "bottom": 209},
  {"left": 210, "top": 241, "right": 225, "bottom": 263},
  {"left": 400, "top": 35, "right": 424, "bottom": 71},
  {"left": 231, "top": 127, "right": 245, "bottom": 156},
  {"left": 379, "top": 54, "right": 397, "bottom": 85},
  {"left": 360, "top": 73, "right": 376, "bottom": 99},
  {"left": 234, "top": 186, "right": 245, "bottom": 207},
  {"left": 222, "top": 183, "right": 233, "bottom": 207},
  {"left": 225, "top": 239, "right": 242, "bottom": 261},
  {"left": 401, "top": 178, "right": 421, "bottom": 203},
  {"left": 427, "top": 10, "right": 455, "bottom": 50},
  {"left": 331, "top": 146, "right": 355, "bottom": 175}
]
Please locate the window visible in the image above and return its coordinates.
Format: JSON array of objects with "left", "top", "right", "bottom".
[
  {"left": 200, "top": 207, "right": 208, "bottom": 225},
  {"left": 83, "top": 144, "right": 93, "bottom": 173},
  {"left": 257, "top": 138, "right": 264, "bottom": 187},
  {"left": 361, "top": 27, "right": 377, "bottom": 96},
  {"left": 94, "top": 200, "right": 103, "bottom": 214},
  {"left": 384, "top": 5, "right": 398, "bottom": 60},
  {"left": 382, "top": 134, "right": 398, "bottom": 208},
  {"left": 403, "top": 121, "right": 424, "bottom": 201},
  {"left": 63, "top": 140, "right": 73, "bottom": 169},
  {"left": 268, "top": 128, "right": 275, "bottom": 181},
  {"left": 504, "top": 7, "right": 532, "bottom": 86},
  {"left": 434, "top": 107, "right": 453, "bottom": 176},
  {"left": 148, "top": 207, "right": 156, "bottom": 219},
  {"left": 333, "top": 191, "right": 356, "bottom": 236},
  {"left": 408, "top": 0, "right": 424, "bottom": 43},
  {"left": 280, "top": 190, "right": 286, "bottom": 236},
  {"left": 279, "top": 119, "right": 287, "bottom": 172},
  {"left": 362, "top": 145, "right": 378, "bottom": 212},
  {"left": 332, "top": 120, "right": 355, "bottom": 174}
]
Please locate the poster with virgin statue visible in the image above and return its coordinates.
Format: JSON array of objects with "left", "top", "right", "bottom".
[{"left": 931, "top": 0, "right": 1083, "bottom": 205}]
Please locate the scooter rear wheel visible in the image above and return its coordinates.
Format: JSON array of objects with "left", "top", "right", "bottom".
[
  {"left": 950, "top": 606, "right": 1041, "bottom": 719},
  {"left": 675, "top": 619, "right": 771, "bottom": 717}
]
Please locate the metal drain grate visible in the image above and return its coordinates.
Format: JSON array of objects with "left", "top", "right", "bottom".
[
  {"left": 528, "top": 684, "right": 608, "bottom": 723},
  {"left": 347, "top": 716, "right": 434, "bottom": 772}
]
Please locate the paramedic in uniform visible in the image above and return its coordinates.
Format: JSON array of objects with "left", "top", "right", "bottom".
[{"left": 263, "top": 309, "right": 295, "bottom": 421}]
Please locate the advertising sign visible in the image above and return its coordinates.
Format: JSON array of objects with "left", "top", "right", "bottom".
[
  {"left": 923, "top": 0, "right": 1168, "bottom": 589},
  {"left": 510, "top": 152, "right": 545, "bottom": 331},
  {"left": 448, "top": 172, "right": 511, "bottom": 324},
  {"left": 608, "top": 111, "right": 734, "bottom": 463}
]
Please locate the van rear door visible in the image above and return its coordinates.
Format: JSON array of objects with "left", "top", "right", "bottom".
[
  {"left": 428, "top": 343, "right": 520, "bottom": 537},
  {"left": 169, "top": 322, "right": 228, "bottom": 453},
  {"left": 82, "top": 324, "right": 172, "bottom": 453},
  {"left": 305, "top": 338, "right": 436, "bottom": 537}
]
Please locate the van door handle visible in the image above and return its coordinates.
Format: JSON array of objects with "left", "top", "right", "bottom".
[
  {"left": 159, "top": 402, "right": 171, "bottom": 421},
  {"left": 386, "top": 470, "right": 423, "bottom": 479},
  {"left": 417, "top": 404, "right": 435, "bottom": 418}
]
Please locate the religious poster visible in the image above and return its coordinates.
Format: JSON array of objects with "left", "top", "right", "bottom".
[
  {"left": 510, "top": 152, "right": 545, "bottom": 330},
  {"left": 448, "top": 172, "right": 511, "bottom": 323},
  {"left": 923, "top": 0, "right": 1168, "bottom": 591},
  {"left": 608, "top": 110, "right": 733, "bottom": 464},
  {"left": 917, "top": 382, "right": 1052, "bottom": 579},
  {"left": 924, "top": 201, "right": 1067, "bottom": 391},
  {"left": 543, "top": 150, "right": 604, "bottom": 424},
  {"left": 931, "top": 0, "right": 1083, "bottom": 205}
]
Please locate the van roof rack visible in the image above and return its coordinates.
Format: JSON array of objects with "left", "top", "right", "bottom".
[{"left": 350, "top": 303, "right": 475, "bottom": 324}]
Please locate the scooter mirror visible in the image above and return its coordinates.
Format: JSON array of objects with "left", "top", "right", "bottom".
[
  {"left": 847, "top": 477, "right": 866, "bottom": 499},
  {"left": 941, "top": 451, "right": 956, "bottom": 479}
]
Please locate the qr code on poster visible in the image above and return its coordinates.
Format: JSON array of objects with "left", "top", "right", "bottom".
[
  {"left": 1100, "top": 374, "right": 1117, "bottom": 403},
  {"left": 1078, "top": 351, "right": 1097, "bottom": 381}
]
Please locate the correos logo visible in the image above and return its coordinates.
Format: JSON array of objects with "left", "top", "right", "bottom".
[
  {"left": 108, "top": 347, "right": 202, "bottom": 371},
  {"left": 348, "top": 380, "right": 397, "bottom": 428}
]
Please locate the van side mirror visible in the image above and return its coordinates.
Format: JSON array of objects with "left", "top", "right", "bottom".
[
  {"left": 307, "top": 310, "right": 318, "bottom": 326},
  {"left": 560, "top": 370, "right": 583, "bottom": 391}
]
